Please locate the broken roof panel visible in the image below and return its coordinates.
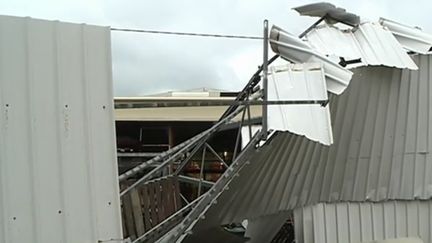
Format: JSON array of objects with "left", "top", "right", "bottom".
[
  {"left": 268, "top": 63, "right": 333, "bottom": 145},
  {"left": 293, "top": 2, "right": 360, "bottom": 26},
  {"left": 185, "top": 55, "right": 432, "bottom": 237},
  {"left": 304, "top": 22, "right": 418, "bottom": 70},
  {"left": 269, "top": 25, "right": 353, "bottom": 95},
  {"left": 379, "top": 18, "right": 432, "bottom": 54}
]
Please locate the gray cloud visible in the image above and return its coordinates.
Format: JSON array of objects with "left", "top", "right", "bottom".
[{"left": 1, "top": 0, "right": 431, "bottom": 96}]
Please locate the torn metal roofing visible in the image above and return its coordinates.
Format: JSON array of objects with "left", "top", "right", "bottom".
[
  {"left": 379, "top": 18, "right": 432, "bottom": 54},
  {"left": 294, "top": 200, "right": 432, "bottom": 243},
  {"left": 304, "top": 22, "right": 418, "bottom": 70},
  {"left": 293, "top": 2, "right": 360, "bottom": 26},
  {"left": 268, "top": 63, "right": 332, "bottom": 145},
  {"left": 269, "top": 25, "right": 353, "bottom": 95},
  {"left": 184, "top": 54, "right": 432, "bottom": 239}
]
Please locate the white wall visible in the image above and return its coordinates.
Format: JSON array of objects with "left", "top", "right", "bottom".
[{"left": 0, "top": 15, "right": 123, "bottom": 243}]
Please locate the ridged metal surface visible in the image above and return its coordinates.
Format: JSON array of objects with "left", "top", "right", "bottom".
[
  {"left": 294, "top": 200, "right": 432, "bottom": 243},
  {"left": 305, "top": 22, "right": 418, "bottom": 70},
  {"left": 0, "top": 16, "right": 122, "bottom": 243},
  {"left": 186, "top": 54, "right": 432, "bottom": 239},
  {"left": 293, "top": 2, "right": 360, "bottom": 26},
  {"left": 379, "top": 18, "right": 432, "bottom": 54},
  {"left": 269, "top": 25, "right": 353, "bottom": 95},
  {"left": 268, "top": 63, "right": 332, "bottom": 145}
]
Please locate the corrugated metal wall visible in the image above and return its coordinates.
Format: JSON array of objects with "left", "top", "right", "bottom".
[
  {"left": 186, "top": 54, "right": 432, "bottom": 241},
  {"left": 294, "top": 200, "right": 432, "bottom": 243},
  {"left": 0, "top": 16, "right": 123, "bottom": 243}
]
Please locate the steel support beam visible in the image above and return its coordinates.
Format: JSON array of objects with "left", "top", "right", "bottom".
[{"left": 157, "top": 132, "right": 262, "bottom": 243}]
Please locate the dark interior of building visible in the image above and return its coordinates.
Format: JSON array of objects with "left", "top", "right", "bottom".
[{"left": 116, "top": 121, "right": 239, "bottom": 200}]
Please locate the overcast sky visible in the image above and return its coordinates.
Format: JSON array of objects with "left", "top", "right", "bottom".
[{"left": 1, "top": 0, "right": 431, "bottom": 96}]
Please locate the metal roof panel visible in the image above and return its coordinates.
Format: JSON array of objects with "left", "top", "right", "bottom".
[
  {"left": 293, "top": 2, "right": 360, "bottom": 26},
  {"left": 268, "top": 63, "right": 333, "bottom": 145},
  {"left": 380, "top": 18, "right": 432, "bottom": 54},
  {"left": 269, "top": 25, "right": 353, "bottom": 95},
  {"left": 305, "top": 22, "right": 418, "bottom": 69}
]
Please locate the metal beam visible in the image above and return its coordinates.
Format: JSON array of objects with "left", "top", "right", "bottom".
[
  {"left": 115, "top": 99, "right": 327, "bottom": 109},
  {"left": 120, "top": 92, "right": 262, "bottom": 196},
  {"left": 177, "top": 175, "right": 215, "bottom": 188},
  {"left": 218, "top": 117, "right": 262, "bottom": 132},
  {"left": 262, "top": 19, "right": 269, "bottom": 139},
  {"left": 205, "top": 143, "right": 228, "bottom": 168},
  {"left": 157, "top": 132, "right": 262, "bottom": 243},
  {"left": 117, "top": 152, "right": 161, "bottom": 158},
  {"left": 218, "top": 54, "right": 279, "bottom": 120},
  {"left": 133, "top": 195, "right": 205, "bottom": 243}
]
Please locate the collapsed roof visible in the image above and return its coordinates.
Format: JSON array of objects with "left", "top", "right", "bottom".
[{"left": 164, "top": 2, "right": 432, "bottom": 243}]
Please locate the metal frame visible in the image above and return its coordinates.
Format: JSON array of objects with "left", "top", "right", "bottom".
[
  {"left": 119, "top": 18, "right": 331, "bottom": 243},
  {"left": 262, "top": 20, "right": 269, "bottom": 138}
]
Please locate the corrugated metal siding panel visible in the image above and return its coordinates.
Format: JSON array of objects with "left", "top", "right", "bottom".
[
  {"left": 305, "top": 23, "right": 418, "bottom": 69},
  {"left": 0, "top": 16, "right": 122, "bottom": 243},
  {"left": 294, "top": 201, "right": 432, "bottom": 243},
  {"left": 268, "top": 63, "right": 332, "bottom": 145},
  {"left": 189, "top": 54, "right": 432, "bottom": 234}
]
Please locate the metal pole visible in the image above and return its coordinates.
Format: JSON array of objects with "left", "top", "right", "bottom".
[
  {"left": 298, "top": 15, "right": 326, "bottom": 39},
  {"left": 197, "top": 146, "right": 206, "bottom": 196},
  {"left": 262, "top": 19, "right": 269, "bottom": 139},
  {"left": 232, "top": 106, "right": 247, "bottom": 160},
  {"left": 205, "top": 143, "right": 228, "bottom": 168},
  {"left": 246, "top": 91, "right": 253, "bottom": 140}
]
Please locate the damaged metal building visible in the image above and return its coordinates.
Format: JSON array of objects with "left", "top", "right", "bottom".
[{"left": 1, "top": 2, "right": 432, "bottom": 243}]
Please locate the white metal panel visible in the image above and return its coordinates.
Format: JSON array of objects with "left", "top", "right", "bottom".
[
  {"left": 364, "top": 239, "right": 424, "bottom": 243},
  {"left": 379, "top": 18, "right": 432, "bottom": 54},
  {"left": 269, "top": 25, "right": 353, "bottom": 95},
  {"left": 305, "top": 22, "right": 418, "bottom": 69},
  {"left": 294, "top": 201, "right": 432, "bottom": 243},
  {"left": 293, "top": 2, "right": 360, "bottom": 26},
  {"left": 267, "top": 63, "right": 332, "bottom": 145},
  {"left": 0, "top": 15, "right": 122, "bottom": 243}
]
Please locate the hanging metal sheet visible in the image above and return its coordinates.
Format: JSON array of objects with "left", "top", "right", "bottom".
[
  {"left": 304, "top": 22, "right": 418, "bottom": 69},
  {"left": 269, "top": 25, "right": 353, "bottom": 95},
  {"left": 379, "top": 18, "right": 432, "bottom": 54},
  {"left": 294, "top": 201, "right": 432, "bottom": 243},
  {"left": 267, "top": 63, "right": 332, "bottom": 145},
  {"left": 0, "top": 16, "right": 123, "bottom": 243},
  {"left": 184, "top": 55, "right": 432, "bottom": 240},
  {"left": 293, "top": 2, "right": 360, "bottom": 26}
]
